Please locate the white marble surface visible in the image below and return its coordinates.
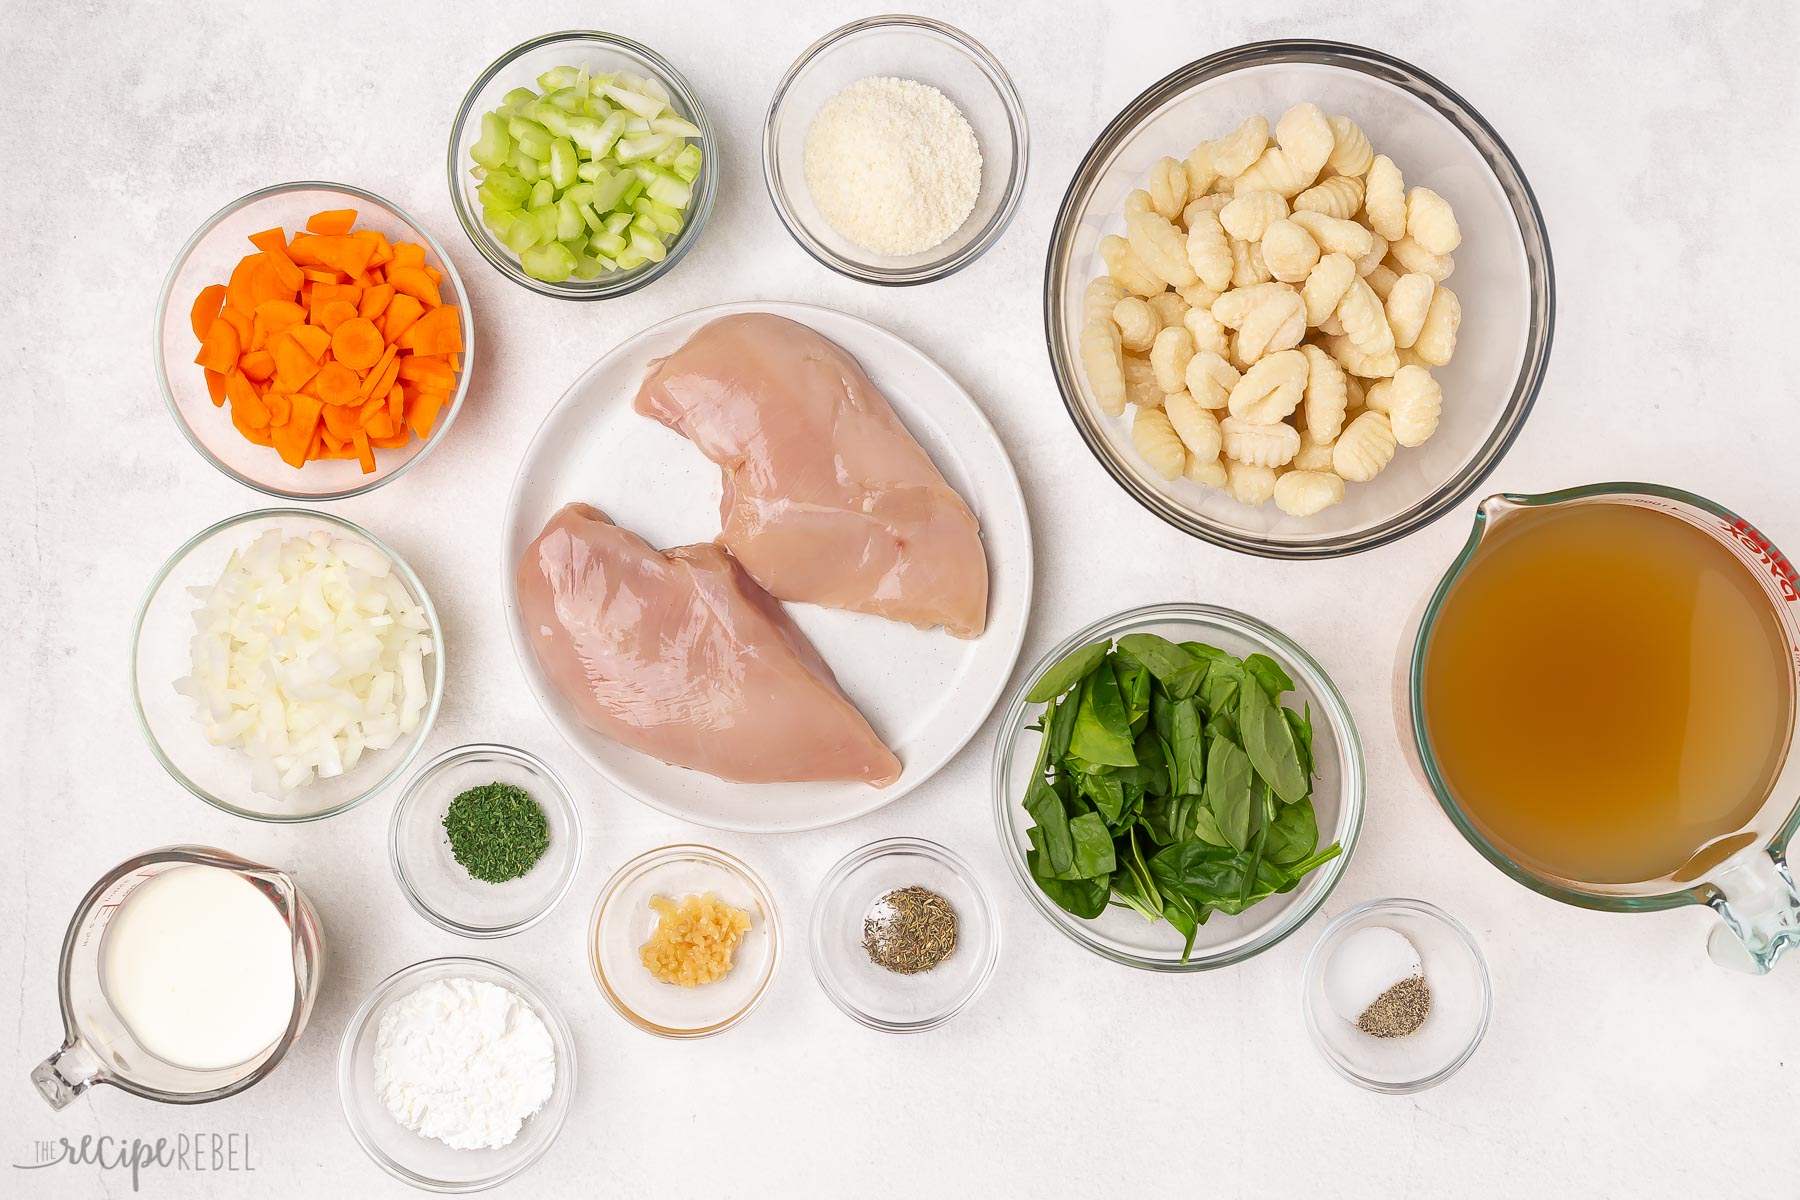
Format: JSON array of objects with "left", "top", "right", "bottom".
[{"left": 4, "top": 1, "right": 1797, "bottom": 1196}]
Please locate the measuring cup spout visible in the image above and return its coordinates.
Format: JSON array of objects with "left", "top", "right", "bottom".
[
  {"left": 1705, "top": 847, "right": 1800, "bottom": 973},
  {"left": 31, "top": 1039, "right": 105, "bottom": 1111}
]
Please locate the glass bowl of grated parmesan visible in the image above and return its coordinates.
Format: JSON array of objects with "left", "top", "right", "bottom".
[{"left": 763, "top": 15, "right": 1028, "bottom": 285}]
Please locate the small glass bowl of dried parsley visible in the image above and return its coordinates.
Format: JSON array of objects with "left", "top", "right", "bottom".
[
  {"left": 389, "top": 743, "right": 584, "bottom": 937},
  {"left": 808, "top": 836, "right": 1001, "bottom": 1033}
]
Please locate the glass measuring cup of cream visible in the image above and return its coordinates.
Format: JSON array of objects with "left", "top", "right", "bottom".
[
  {"left": 31, "top": 845, "right": 324, "bottom": 1108},
  {"left": 1397, "top": 484, "right": 1800, "bottom": 973}
]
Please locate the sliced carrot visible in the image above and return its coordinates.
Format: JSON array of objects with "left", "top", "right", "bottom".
[
  {"left": 331, "top": 317, "right": 384, "bottom": 369},
  {"left": 239, "top": 349, "right": 277, "bottom": 381},
  {"left": 194, "top": 319, "right": 240, "bottom": 373},
  {"left": 289, "top": 323, "right": 331, "bottom": 360},
  {"left": 397, "top": 305, "right": 463, "bottom": 356},
  {"left": 352, "top": 429, "right": 376, "bottom": 474},
  {"left": 217, "top": 306, "right": 253, "bottom": 346},
  {"left": 205, "top": 368, "right": 228, "bottom": 406},
  {"left": 387, "top": 382, "right": 404, "bottom": 425},
  {"left": 322, "top": 399, "right": 363, "bottom": 439},
  {"left": 356, "top": 283, "right": 394, "bottom": 320},
  {"left": 265, "top": 248, "right": 304, "bottom": 293},
  {"left": 386, "top": 265, "right": 440, "bottom": 307},
  {"left": 421, "top": 264, "right": 443, "bottom": 286},
  {"left": 397, "top": 354, "right": 456, "bottom": 391},
  {"left": 190, "top": 284, "right": 227, "bottom": 340},
  {"left": 356, "top": 344, "right": 398, "bottom": 399},
  {"left": 225, "top": 371, "right": 270, "bottom": 427},
  {"left": 254, "top": 299, "right": 306, "bottom": 333},
  {"left": 369, "top": 430, "right": 412, "bottom": 449},
  {"left": 314, "top": 361, "right": 361, "bottom": 406},
  {"left": 405, "top": 390, "right": 448, "bottom": 438},
  {"left": 247, "top": 227, "right": 288, "bottom": 254},
  {"left": 380, "top": 293, "right": 425, "bottom": 341},
  {"left": 315, "top": 299, "right": 360, "bottom": 334},
  {"left": 351, "top": 228, "right": 394, "bottom": 267},
  {"left": 270, "top": 331, "right": 319, "bottom": 391},
  {"left": 231, "top": 399, "right": 276, "bottom": 445},
  {"left": 301, "top": 267, "right": 342, "bottom": 284},
  {"left": 448, "top": 352, "right": 461, "bottom": 372},
  {"left": 307, "top": 281, "right": 363, "bottom": 324},
  {"left": 264, "top": 391, "right": 292, "bottom": 425},
  {"left": 273, "top": 393, "right": 324, "bottom": 468},
  {"left": 306, "top": 209, "right": 358, "bottom": 236},
  {"left": 292, "top": 234, "right": 377, "bottom": 277},
  {"left": 391, "top": 242, "right": 426, "bottom": 269}
]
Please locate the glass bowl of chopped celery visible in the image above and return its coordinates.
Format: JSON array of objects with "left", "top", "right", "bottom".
[
  {"left": 389, "top": 743, "right": 584, "bottom": 939},
  {"left": 131, "top": 508, "right": 445, "bottom": 823},
  {"left": 448, "top": 31, "right": 716, "bottom": 298},
  {"left": 990, "top": 603, "right": 1365, "bottom": 972},
  {"left": 763, "top": 15, "right": 1028, "bottom": 285}
]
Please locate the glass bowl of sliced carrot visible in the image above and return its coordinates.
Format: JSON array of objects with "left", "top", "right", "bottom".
[{"left": 155, "top": 181, "right": 474, "bottom": 500}]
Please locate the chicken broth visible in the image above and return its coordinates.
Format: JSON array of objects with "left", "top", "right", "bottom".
[{"left": 1422, "top": 503, "right": 1793, "bottom": 885}]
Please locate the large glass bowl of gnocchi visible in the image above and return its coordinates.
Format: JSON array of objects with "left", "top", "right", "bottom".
[{"left": 1046, "top": 40, "right": 1553, "bottom": 558}]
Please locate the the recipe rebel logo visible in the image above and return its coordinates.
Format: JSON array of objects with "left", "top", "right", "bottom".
[{"left": 12, "top": 1130, "right": 257, "bottom": 1193}]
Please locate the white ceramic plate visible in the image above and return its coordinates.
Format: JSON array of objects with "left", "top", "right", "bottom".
[{"left": 503, "top": 301, "right": 1032, "bottom": 832}]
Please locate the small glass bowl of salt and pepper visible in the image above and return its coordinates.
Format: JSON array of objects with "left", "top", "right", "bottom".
[
  {"left": 810, "top": 837, "right": 1001, "bottom": 1032},
  {"left": 1300, "top": 897, "right": 1492, "bottom": 1093}
]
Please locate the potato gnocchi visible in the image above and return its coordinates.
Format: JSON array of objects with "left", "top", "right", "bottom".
[{"left": 1078, "top": 102, "right": 1464, "bottom": 518}]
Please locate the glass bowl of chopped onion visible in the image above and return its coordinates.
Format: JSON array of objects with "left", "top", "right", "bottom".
[
  {"left": 447, "top": 31, "right": 717, "bottom": 299},
  {"left": 1044, "top": 40, "right": 1553, "bottom": 557},
  {"left": 131, "top": 508, "right": 444, "bottom": 823},
  {"left": 763, "top": 14, "right": 1028, "bottom": 284}
]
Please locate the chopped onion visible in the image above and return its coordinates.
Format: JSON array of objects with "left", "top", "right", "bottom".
[{"left": 174, "top": 529, "right": 434, "bottom": 798}]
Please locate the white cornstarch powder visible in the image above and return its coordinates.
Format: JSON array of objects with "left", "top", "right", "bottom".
[
  {"left": 374, "top": 977, "right": 556, "bottom": 1151},
  {"left": 803, "top": 76, "right": 982, "bottom": 256}
]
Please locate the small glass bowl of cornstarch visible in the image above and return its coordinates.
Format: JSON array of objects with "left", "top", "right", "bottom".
[{"left": 763, "top": 15, "right": 1027, "bottom": 284}]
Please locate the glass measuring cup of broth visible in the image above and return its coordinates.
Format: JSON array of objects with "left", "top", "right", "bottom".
[
  {"left": 31, "top": 846, "right": 325, "bottom": 1108},
  {"left": 1398, "top": 484, "right": 1800, "bottom": 972}
]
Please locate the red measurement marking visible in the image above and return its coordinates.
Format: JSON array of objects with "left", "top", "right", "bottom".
[{"left": 1724, "top": 516, "right": 1799, "bottom": 603}]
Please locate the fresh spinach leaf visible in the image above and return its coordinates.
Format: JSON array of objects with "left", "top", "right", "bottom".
[
  {"left": 1148, "top": 838, "right": 1245, "bottom": 901},
  {"left": 1024, "top": 773, "right": 1076, "bottom": 875},
  {"left": 1180, "top": 641, "right": 1232, "bottom": 661},
  {"left": 1027, "top": 840, "right": 1110, "bottom": 918},
  {"left": 1068, "top": 812, "right": 1117, "bottom": 877},
  {"left": 1190, "top": 804, "right": 1227, "bottom": 847},
  {"left": 1070, "top": 664, "right": 1138, "bottom": 767},
  {"left": 1243, "top": 653, "right": 1295, "bottom": 701},
  {"left": 1079, "top": 773, "right": 1126, "bottom": 826},
  {"left": 1161, "top": 891, "right": 1201, "bottom": 961},
  {"left": 1240, "top": 671, "right": 1307, "bottom": 805},
  {"left": 1115, "top": 826, "right": 1163, "bottom": 921},
  {"left": 1263, "top": 797, "right": 1320, "bottom": 865},
  {"left": 1286, "top": 703, "right": 1315, "bottom": 783},
  {"left": 1116, "top": 633, "right": 1204, "bottom": 687},
  {"left": 1114, "top": 657, "right": 1152, "bottom": 735},
  {"left": 1201, "top": 656, "right": 1243, "bottom": 717},
  {"left": 1203, "top": 736, "right": 1255, "bottom": 851},
  {"left": 1169, "top": 698, "right": 1206, "bottom": 796},
  {"left": 1026, "top": 639, "right": 1111, "bottom": 703}
]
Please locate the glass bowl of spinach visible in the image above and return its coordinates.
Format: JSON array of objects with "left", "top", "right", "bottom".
[{"left": 991, "top": 603, "right": 1365, "bottom": 971}]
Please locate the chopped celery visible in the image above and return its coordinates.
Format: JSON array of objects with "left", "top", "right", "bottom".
[
  {"left": 556, "top": 197, "right": 585, "bottom": 241},
  {"left": 472, "top": 112, "right": 513, "bottom": 169},
  {"left": 521, "top": 241, "right": 578, "bottom": 283},
  {"left": 549, "top": 138, "right": 579, "bottom": 189},
  {"left": 471, "top": 61, "right": 702, "bottom": 280},
  {"left": 536, "top": 65, "right": 581, "bottom": 92}
]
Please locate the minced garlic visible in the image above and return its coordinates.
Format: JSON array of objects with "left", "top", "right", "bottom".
[{"left": 638, "top": 892, "right": 752, "bottom": 987}]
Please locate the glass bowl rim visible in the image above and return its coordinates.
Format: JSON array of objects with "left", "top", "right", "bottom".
[
  {"left": 445, "top": 29, "right": 718, "bottom": 301},
  {"left": 990, "top": 601, "right": 1366, "bottom": 972},
  {"left": 1298, "top": 896, "right": 1492, "bottom": 1094},
  {"left": 1041, "top": 37, "right": 1555, "bottom": 559},
  {"left": 129, "top": 506, "right": 446, "bottom": 824},
  {"left": 388, "top": 742, "right": 585, "bottom": 938},
  {"left": 807, "top": 835, "right": 1002, "bottom": 1033},
  {"left": 334, "top": 954, "right": 577, "bottom": 1192},
  {"left": 587, "top": 843, "right": 783, "bottom": 1038},
  {"left": 152, "top": 180, "right": 475, "bottom": 501},
  {"left": 760, "top": 12, "right": 1030, "bottom": 286}
]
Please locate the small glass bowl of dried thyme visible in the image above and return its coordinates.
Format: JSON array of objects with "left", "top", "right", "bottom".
[
  {"left": 1300, "top": 897, "right": 1491, "bottom": 1093},
  {"left": 389, "top": 743, "right": 584, "bottom": 938},
  {"left": 809, "top": 836, "right": 1000, "bottom": 1033}
]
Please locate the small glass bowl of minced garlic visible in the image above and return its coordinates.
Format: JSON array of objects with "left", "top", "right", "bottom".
[
  {"left": 808, "top": 836, "right": 1001, "bottom": 1033},
  {"left": 1300, "top": 898, "right": 1492, "bottom": 1093}
]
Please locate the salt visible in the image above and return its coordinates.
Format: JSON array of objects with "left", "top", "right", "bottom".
[{"left": 1324, "top": 926, "right": 1422, "bottom": 1025}]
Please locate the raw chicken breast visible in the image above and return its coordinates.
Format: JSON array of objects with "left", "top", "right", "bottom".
[
  {"left": 634, "top": 313, "right": 990, "bottom": 638},
  {"left": 517, "top": 502, "right": 901, "bottom": 787}
]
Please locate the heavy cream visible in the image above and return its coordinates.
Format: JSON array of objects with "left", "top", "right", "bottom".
[{"left": 99, "top": 864, "right": 296, "bottom": 1070}]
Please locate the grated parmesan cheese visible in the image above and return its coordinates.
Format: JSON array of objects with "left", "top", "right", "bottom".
[{"left": 802, "top": 76, "right": 982, "bottom": 257}]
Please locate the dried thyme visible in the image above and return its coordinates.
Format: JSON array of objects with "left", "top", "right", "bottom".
[{"left": 863, "top": 886, "right": 957, "bottom": 975}]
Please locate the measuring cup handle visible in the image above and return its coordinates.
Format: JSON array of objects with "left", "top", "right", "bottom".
[
  {"left": 1705, "top": 848, "right": 1800, "bottom": 974},
  {"left": 31, "top": 1040, "right": 104, "bottom": 1110}
]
